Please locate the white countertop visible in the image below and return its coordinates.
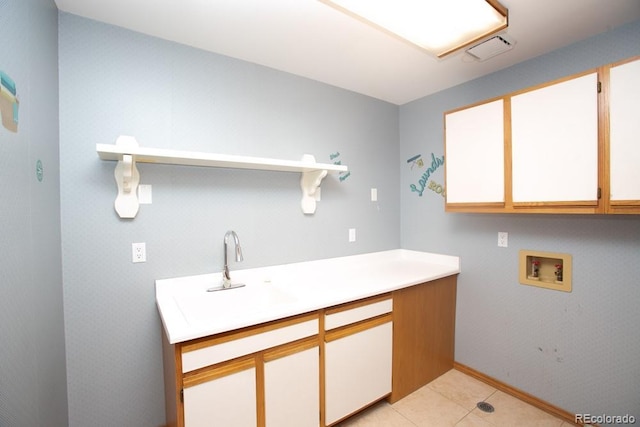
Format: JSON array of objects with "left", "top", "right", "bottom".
[{"left": 156, "top": 249, "right": 460, "bottom": 344}]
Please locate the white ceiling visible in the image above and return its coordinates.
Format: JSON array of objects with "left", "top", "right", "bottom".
[{"left": 54, "top": 0, "right": 640, "bottom": 105}]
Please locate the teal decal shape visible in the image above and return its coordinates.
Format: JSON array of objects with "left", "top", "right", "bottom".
[
  {"left": 36, "top": 160, "right": 43, "bottom": 182},
  {"left": 0, "top": 70, "right": 19, "bottom": 133},
  {"left": 409, "top": 153, "right": 445, "bottom": 197},
  {"left": 407, "top": 154, "right": 424, "bottom": 169},
  {"left": 330, "top": 151, "right": 351, "bottom": 182}
]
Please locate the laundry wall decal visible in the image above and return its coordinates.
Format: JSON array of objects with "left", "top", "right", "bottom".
[{"left": 408, "top": 153, "right": 445, "bottom": 198}]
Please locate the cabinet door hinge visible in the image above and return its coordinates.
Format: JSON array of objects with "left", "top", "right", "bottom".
[
  {"left": 597, "top": 81, "right": 602, "bottom": 93},
  {"left": 598, "top": 187, "right": 602, "bottom": 199},
  {"left": 180, "top": 388, "right": 184, "bottom": 403}
]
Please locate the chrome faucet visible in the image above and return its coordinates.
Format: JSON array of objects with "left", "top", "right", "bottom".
[{"left": 222, "top": 230, "right": 243, "bottom": 288}]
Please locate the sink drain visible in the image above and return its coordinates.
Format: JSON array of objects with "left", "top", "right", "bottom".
[{"left": 477, "top": 401, "right": 495, "bottom": 413}]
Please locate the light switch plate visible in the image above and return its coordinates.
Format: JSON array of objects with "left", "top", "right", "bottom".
[
  {"left": 348, "top": 228, "right": 356, "bottom": 242},
  {"left": 498, "top": 232, "right": 508, "bottom": 247},
  {"left": 138, "top": 185, "right": 152, "bottom": 204}
]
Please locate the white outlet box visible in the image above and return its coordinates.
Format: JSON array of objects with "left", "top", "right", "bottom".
[
  {"left": 138, "top": 185, "right": 152, "bottom": 204},
  {"left": 348, "top": 228, "right": 356, "bottom": 242},
  {"left": 132, "top": 242, "right": 147, "bottom": 263},
  {"left": 371, "top": 188, "right": 378, "bottom": 202},
  {"left": 498, "top": 232, "right": 508, "bottom": 248}
]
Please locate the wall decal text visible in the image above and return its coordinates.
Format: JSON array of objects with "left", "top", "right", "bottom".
[
  {"left": 330, "top": 151, "right": 351, "bottom": 182},
  {"left": 409, "top": 153, "right": 444, "bottom": 196}
]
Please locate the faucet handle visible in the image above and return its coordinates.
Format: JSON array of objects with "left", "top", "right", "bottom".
[{"left": 222, "top": 276, "right": 232, "bottom": 289}]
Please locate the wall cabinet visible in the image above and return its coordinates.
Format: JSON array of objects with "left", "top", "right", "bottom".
[
  {"left": 606, "top": 56, "right": 640, "bottom": 213},
  {"left": 511, "top": 72, "right": 599, "bottom": 207},
  {"left": 444, "top": 99, "right": 505, "bottom": 206},
  {"left": 445, "top": 55, "right": 640, "bottom": 214}
]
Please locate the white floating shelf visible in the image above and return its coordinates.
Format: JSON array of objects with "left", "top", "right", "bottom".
[
  {"left": 97, "top": 143, "right": 347, "bottom": 173},
  {"left": 97, "top": 136, "right": 348, "bottom": 218}
]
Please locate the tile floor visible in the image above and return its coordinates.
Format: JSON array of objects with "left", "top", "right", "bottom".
[{"left": 336, "top": 369, "right": 577, "bottom": 427}]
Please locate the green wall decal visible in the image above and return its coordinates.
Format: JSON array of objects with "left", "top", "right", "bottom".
[
  {"left": 330, "top": 151, "right": 351, "bottom": 182},
  {"left": 409, "top": 153, "right": 445, "bottom": 197},
  {"left": 407, "top": 154, "right": 424, "bottom": 169},
  {"left": 36, "top": 160, "right": 43, "bottom": 182}
]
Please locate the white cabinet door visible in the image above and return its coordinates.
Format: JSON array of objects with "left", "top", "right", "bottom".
[
  {"left": 445, "top": 99, "right": 505, "bottom": 204},
  {"left": 609, "top": 58, "right": 640, "bottom": 203},
  {"left": 511, "top": 73, "right": 598, "bottom": 203},
  {"left": 264, "top": 346, "right": 319, "bottom": 427},
  {"left": 325, "top": 322, "right": 392, "bottom": 425},
  {"left": 183, "top": 365, "right": 257, "bottom": 427}
]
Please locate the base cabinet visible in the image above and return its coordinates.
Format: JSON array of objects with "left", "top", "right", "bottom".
[
  {"left": 324, "top": 322, "right": 392, "bottom": 425},
  {"left": 162, "top": 277, "right": 457, "bottom": 427}
]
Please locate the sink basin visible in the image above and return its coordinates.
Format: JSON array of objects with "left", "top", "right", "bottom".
[{"left": 173, "top": 283, "right": 298, "bottom": 326}]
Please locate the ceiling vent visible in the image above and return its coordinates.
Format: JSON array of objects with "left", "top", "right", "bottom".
[{"left": 466, "top": 34, "right": 515, "bottom": 61}]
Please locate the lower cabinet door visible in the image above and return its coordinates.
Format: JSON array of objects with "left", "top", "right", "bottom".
[
  {"left": 264, "top": 345, "right": 320, "bottom": 427},
  {"left": 183, "top": 363, "right": 257, "bottom": 427},
  {"left": 325, "top": 322, "right": 392, "bottom": 425}
]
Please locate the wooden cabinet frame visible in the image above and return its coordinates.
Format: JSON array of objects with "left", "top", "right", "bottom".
[{"left": 445, "top": 55, "right": 640, "bottom": 215}]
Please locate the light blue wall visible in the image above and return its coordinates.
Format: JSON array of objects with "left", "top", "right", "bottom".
[
  {"left": 0, "top": 0, "right": 67, "bottom": 426},
  {"left": 58, "top": 12, "right": 399, "bottom": 426},
  {"left": 8, "top": 5, "right": 634, "bottom": 425},
  {"left": 400, "top": 20, "right": 640, "bottom": 422}
]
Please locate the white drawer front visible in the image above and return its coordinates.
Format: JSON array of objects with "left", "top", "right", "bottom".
[
  {"left": 325, "top": 298, "right": 392, "bottom": 331},
  {"left": 182, "top": 319, "right": 318, "bottom": 373}
]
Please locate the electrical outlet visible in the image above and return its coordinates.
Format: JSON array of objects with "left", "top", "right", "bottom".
[
  {"left": 132, "top": 242, "right": 146, "bottom": 263},
  {"left": 371, "top": 188, "right": 378, "bottom": 201},
  {"left": 498, "top": 232, "right": 508, "bottom": 248},
  {"left": 348, "top": 228, "right": 356, "bottom": 242}
]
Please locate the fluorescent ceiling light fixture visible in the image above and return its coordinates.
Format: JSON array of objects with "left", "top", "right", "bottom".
[{"left": 321, "top": 0, "right": 508, "bottom": 58}]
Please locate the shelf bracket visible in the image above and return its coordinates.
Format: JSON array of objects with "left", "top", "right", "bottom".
[
  {"left": 300, "top": 154, "right": 328, "bottom": 215},
  {"left": 113, "top": 136, "right": 140, "bottom": 218}
]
